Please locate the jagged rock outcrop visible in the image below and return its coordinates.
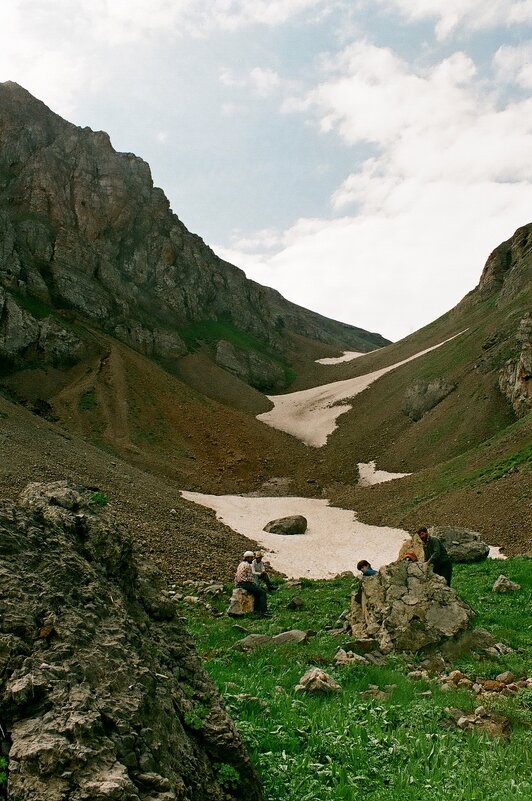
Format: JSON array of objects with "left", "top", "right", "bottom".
[
  {"left": 498, "top": 313, "right": 532, "bottom": 417},
  {"left": 0, "top": 81, "right": 387, "bottom": 390},
  {"left": 0, "top": 481, "right": 264, "bottom": 801},
  {"left": 476, "top": 224, "right": 532, "bottom": 301},
  {"left": 430, "top": 526, "right": 490, "bottom": 563},
  {"left": 402, "top": 378, "right": 456, "bottom": 421},
  {"left": 350, "top": 561, "right": 473, "bottom": 654}
]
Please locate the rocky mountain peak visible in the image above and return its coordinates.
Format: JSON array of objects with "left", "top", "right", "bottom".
[{"left": 0, "top": 83, "right": 388, "bottom": 391}]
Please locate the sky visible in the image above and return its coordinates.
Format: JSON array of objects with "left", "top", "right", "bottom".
[{"left": 1, "top": 2, "right": 532, "bottom": 341}]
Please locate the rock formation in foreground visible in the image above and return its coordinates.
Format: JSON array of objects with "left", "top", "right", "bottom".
[
  {"left": 0, "top": 481, "right": 264, "bottom": 801},
  {"left": 350, "top": 561, "right": 474, "bottom": 654}
]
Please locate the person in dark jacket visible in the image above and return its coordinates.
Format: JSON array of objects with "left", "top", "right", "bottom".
[
  {"left": 356, "top": 559, "right": 378, "bottom": 576},
  {"left": 417, "top": 527, "right": 452, "bottom": 586}
]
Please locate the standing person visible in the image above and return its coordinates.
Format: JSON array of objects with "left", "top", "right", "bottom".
[
  {"left": 417, "top": 527, "right": 453, "bottom": 586},
  {"left": 356, "top": 559, "right": 378, "bottom": 576},
  {"left": 234, "top": 551, "right": 271, "bottom": 616},
  {"left": 252, "top": 551, "right": 276, "bottom": 592}
]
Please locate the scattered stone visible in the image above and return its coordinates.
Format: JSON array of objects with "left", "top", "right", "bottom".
[
  {"left": 227, "top": 587, "right": 255, "bottom": 616},
  {"left": 408, "top": 670, "right": 430, "bottom": 681},
  {"left": 233, "top": 634, "right": 272, "bottom": 651},
  {"left": 287, "top": 595, "right": 305, "bottom": 610},
  {"left": 334, "top": 648, "right": 369, "bottom": 666},
  {"left": 263, "top": 515, "right": 308, "bottom": 535},
  {"left": 294, "top": 668, "right": 342, "bottom": 694},
  {"left": 233, "top": 629, "right": 311, "bottom": 651},
  {"left": 203, "top": 583, "right": 225, "bottom": 596},
  {"left": 295, "top": 668, "right": 342, "bottom": 694},
  {"left": 496, "top": 671, "right": 516, "bottom": 684},
  {"left": 492, "top": 575, "right": 521, "bottom": 593}
]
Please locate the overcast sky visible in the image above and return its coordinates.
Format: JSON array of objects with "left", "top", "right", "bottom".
[{"left": 2, "top": 1, "right": 532, "bottom": 341}]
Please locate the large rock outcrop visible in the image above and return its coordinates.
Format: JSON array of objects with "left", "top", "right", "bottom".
[
  {"left": 0, "top": 481, "right": 264, "bottom": 801},
  {"left": 431, "top": 526, "right": 490, "bottom": 563},
  {"left": 0, "top": 81, "right": 387, "bottom": 389},
  {"left": 498, "top": 313, "right": 532, "bottom": 417},
  {"left": 350, "top": 561, "right": 473, "bottom": 654}
]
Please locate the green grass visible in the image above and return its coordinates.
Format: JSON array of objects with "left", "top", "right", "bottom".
[
  {"left": 178, "top": 314, "right": 295, "bottom": 388},
  {"left": 78, "top": 390, "right": 97, "bottom": 412},
  {"left": 180, "top": 560, "right": 532, "bottom": 801}
]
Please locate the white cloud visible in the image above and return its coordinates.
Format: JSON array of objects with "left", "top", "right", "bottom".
[
  {"left": 373, "top": 0, "right": 532, "bottom": 38},
  {"left": 494, "top": 42, "right": 532, "bottom": 89},
  {"left": 217, "top": 41, "right": 532, "bottom": 341},
  {"left": 220, "top": 66, "right": 280, "bottom": 96}
]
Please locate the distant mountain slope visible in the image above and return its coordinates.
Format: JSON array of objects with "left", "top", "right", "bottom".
[
  {"left": 315, "top": 222, "right": 531, "bottom": 551},
  {"left": 0, "top": 81, "right": 387, "bottom": 394}
]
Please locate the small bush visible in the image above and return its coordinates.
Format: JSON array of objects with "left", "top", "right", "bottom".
[{"left": 90, "top": 491, "right": 108, "bottom": 507}]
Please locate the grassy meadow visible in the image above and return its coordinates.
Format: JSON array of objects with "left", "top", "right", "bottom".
[{"left": 181, "top": 559, "right": 532, "bottom": 801}]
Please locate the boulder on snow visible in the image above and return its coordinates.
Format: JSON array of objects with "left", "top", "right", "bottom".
[{"left": 263, "top": 515, "right": 307, "bottom": 535}]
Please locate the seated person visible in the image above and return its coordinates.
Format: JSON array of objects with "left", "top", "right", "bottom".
[
  {"left": 252, "top": 551, "right": 275, "bottom": 592},
  {"left": 234, "top": 551, "right": 271, "bottom": 616},
  {"left": 356, "top": 559, "right": 378, "bottom": 576}
]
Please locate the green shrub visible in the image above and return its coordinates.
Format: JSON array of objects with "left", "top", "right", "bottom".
[{"left": 89, "top": 491, "right": 108, "bottom": 507}]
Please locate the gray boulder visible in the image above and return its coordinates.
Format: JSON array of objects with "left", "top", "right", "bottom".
[
  {"left": 350, "top": 560, "right": 474, "bottom": 654},
  {"left": 492, "top": 575, "right": 521, "bottom": 593},
  {"left": 432, "top": 526, "right": 490, "bottom": 563},
  {"left": 1, "top": 480, "right": 264, "bottom": 801},
  {"left": 263, "top": 515, "right": 308, "bottom": 535}
]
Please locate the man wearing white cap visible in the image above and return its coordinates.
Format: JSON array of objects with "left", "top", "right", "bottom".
[{"left": 234, "top": 551, "right": 271, "bottom": 616}]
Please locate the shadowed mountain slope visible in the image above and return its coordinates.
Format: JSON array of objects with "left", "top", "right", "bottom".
[{"left": 0, "top": 80, "right": 387, "bottom": 398}]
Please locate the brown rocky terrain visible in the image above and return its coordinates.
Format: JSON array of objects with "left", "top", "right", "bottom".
[{"left": 0, "top": 80, "right": 530, "bottom": 584}]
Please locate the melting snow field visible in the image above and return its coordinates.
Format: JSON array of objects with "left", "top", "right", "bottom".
[
  {"left": 315, "top": 351, "right": 365, "bottom": 365},
  {"left": 180, "top": 492, "right": 410, "bottom": 578},
  {"left": 357, "top": 461, "right": 412, "bottom": 486},
  {"left": 180, "top": 329, "right": 504, "bottom": 576},
  {"left": 258, "top": 332, "right": 467, "bottom": 447}
]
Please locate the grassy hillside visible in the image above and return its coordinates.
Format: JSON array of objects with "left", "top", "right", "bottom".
[{"left": 180, "top": 560, "right": 532, "bottom": 801}]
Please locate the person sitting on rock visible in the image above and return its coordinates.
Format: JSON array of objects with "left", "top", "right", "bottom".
[
  {"left": 252, "top": 551, "right": 276, "bottom": 592},
  {"left": 235, "top": 551, "right": 271, "bottom": 616},
  {"left": 417, "top": 527, "right": 452, "bottom": 586},
  {"left": 356, "top": 559, "right": 378, "bottom": 576}
]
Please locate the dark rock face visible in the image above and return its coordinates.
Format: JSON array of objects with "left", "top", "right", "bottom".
[
  {"left": 498, "top": 313, "right": 532, "bottom": 418},
  {"left": 350, "top": 561, "right": 473, "bottom": 654},
  {"left": 0, "top": 81, "right": 388, "bottom": 389},
  {"left": 263, "top": 515, "right": 308, "bottom": 535},
  {"left": 402, "top": 378, "right": 456, "bottom": 421},
  {"left": 0, "top": 480, "right": 264, "bottom": 801},
  {"left": 431, "top": 526, "right": 490, "bottom": 563},
  {"left": 476, "top": 224, "right": 532, "bottom": 301}
]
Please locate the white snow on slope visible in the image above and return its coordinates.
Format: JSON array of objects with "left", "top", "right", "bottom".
[{"left": 258, "top": 331, "right": 467, "bottom": 447}]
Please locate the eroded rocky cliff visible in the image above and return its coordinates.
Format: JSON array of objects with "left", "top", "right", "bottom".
[
  {"left": 0, "top": 481, "right": 264, "bottom": 801},
  {"left": 0, "top": 81, "right": 387, "bottom": 390}
]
